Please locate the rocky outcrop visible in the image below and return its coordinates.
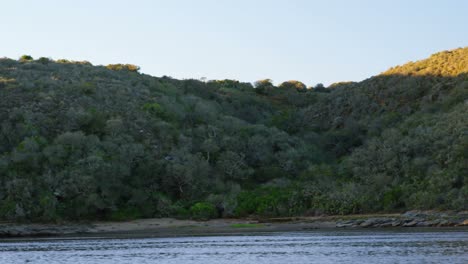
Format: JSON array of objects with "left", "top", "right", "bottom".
[
  {"left": 1, "top": 211, "right": 466, "bottom": 238},
  {"left": 336, "top": 211, "right": 468, "bottom": 228},
  {"left": 0, "top": 224, "right": 92, "bottom": 237}
]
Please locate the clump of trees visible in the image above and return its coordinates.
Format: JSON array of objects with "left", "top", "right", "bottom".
[{"left": 0, "top": 47, "right": 466, "bottom": 222}]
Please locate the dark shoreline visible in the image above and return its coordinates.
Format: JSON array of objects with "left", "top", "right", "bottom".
[{"left": 1, "top": 211, "right": 467, "bottom": 239}]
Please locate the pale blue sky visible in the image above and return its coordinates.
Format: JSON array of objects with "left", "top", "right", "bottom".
[{"left": 1, "top": 0, "right": 467, "bottom": 86}]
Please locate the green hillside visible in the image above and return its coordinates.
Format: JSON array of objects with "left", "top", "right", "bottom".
[{"left": 0, "top": 48, "right": 466, "bottom": 221}]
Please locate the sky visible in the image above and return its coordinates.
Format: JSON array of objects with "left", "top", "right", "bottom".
[{"left": 1, "top": 0, "right": 467, "bottom": 86}]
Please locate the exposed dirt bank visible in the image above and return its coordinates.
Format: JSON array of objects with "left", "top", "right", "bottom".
[{"left": 1, "top": 211, "right": 466, "bottom": 239}]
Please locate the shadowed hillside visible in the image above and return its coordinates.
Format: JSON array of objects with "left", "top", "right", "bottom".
[{"left": 0, "top": 48, "right": 466, "bottom": 221}]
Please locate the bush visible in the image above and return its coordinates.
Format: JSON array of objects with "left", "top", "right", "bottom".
[
  {"left": 169, "top": 203, "right": 190, "bottom": 219},
  {"left": 190, "top": 202, "right": 217, "bottom": 220},
  {"left": 110, "top": 207, "right": 143, "bottom": 221},
  {"left": 37, "top": 57, "right": 51, "bottom": 65},
  {"left": 235, "top": 188, "right": 297, "bottom": 217},
  {"left": 106, "top": 64, "right": 140, "bottom": 72},
  {"left": 19, "top": 55, "right": 33, "bottom": 62},
  {"left": 80, "top": 82, "right": 96, "bottom": 95},
  {"left": 0, "top": 200, "right": 16, "bottom": 220},
  {"left": 279, "top": 80, "right": 307, "bottom": 92},
  {"left": 56, "top": 59, "right": 71, "bottom": 64},
  {"left": 382, "top": 186, "right": 404, "bottom": 210},
  {"left": 254, "top": 79, "right": 275, "bottom": 94}
]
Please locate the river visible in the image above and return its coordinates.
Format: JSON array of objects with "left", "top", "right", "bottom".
[{"left": 0, "top": 229, "right": 466, "bottom": 263}]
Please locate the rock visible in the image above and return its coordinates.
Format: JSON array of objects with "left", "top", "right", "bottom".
[
  {"left": 377, "top": 221, "right": 393, "bottom": 228},
  {"left": 456, "top": 219, "right": 468, "bottom": 226},
  {"left": 437, "top": 220, "right": 450, "bottom": 227},
  {"left": 456, "top": 211, "right": 468, "bottom": 218},
  {"left": 336, "top": 220, "right": 357, "bottom": 228},
  {"left": 352, "top": 220, "right": 365, "bottom": 226},
  {"left": 446, "top": 221, "right": 457, "bottom": 227},
  {"left": 391, "top": 220, "right": 402, "bottom": 227},
  {"left": 402, "top": 211, "right": 420, "bottom": 218},
  {"left": 336, "top": 222, "right": 351, "bottom": 228},
  {"left": 0, "top": 223, "right": 96, "bottom": 238},
  {"left": 359, "top": 220, "right": 374, "bottom": 228},
  {"left": 425, "top": 220, "right": 440, "bottom": 226},
  {"left": 403, "top": 220, "right": 418, "bottom": 227},
  {"left": 360, "top": 218, "right": 389, "bottom": 228},
  {"left": 336, "top": 219, "right": 367, "bottom": 228},
  {"left": 403, "top": 210, "right": 429, "bottom": 219},
  {"left": 416, "top": 221, "right": 431, "bottom": 227}
]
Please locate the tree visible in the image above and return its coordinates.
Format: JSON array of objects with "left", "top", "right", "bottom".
[
  {"left": 254, "top": 79, "right": 275, "bottom": 94},
  {"left": 313, "top": 83, "right": 328, "bottom": 92},
  {"left": 201, "top": 138, "right": 219, "bottom": 163},
  {"left": 37, "top": 57, "right": 51, "bottom": 65},
  {"left": 279, "top": 80, "right": 307, "bottom": 92},
  {"left": 19, "top": 55, "right": 33, "bottom": 62},
  {"left": 216, "top": 151, "right": 253, "bottom": 181}
]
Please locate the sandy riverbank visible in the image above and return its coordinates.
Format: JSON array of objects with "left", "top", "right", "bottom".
[
  {"left": 0, "top": 217, "right": 335, "bottom": 238},
  {"left": 1, "top": 211, "right": 467, "bottom": 238}
]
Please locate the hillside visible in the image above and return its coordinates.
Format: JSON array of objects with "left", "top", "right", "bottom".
[{"left": 0, "top": 48, "right": 467, "bottom": 222}]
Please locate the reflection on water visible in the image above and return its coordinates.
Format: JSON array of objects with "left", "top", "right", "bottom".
[{"left": 0, "top": 230, "right": 467, "bottom": 264}]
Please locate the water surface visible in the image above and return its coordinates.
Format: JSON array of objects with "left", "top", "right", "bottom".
[{"left": 0, "top": 229, "right": 467, "bottom": 264}]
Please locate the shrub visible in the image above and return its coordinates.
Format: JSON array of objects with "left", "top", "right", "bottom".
[
  {"left": 254, "top": 79, "right": 274, "bottom": 94},
  {"left": 110, "top": 207, "right": 142, "bottom": 221},
  {"left": 19, "top": 55, "right": 33, "bottom": 62},
  {"left": 142, "top": 102, "right": 175, "bottom": 121},
  {"left": 382, "top": 186, "right": 404, "bottom": 211},
  {"left": 37, "top": 57, "right": 51, "bottom": 65},
  {"left": 279, "top": 80, "right": 307, "bottom": 92},
  {"left": 234, "top": 188, "right": 296, "bottom": 217},
  {"left": 169, "top": 203, "right": 190, "bottom": 219},
  {"left": 142, "top": 102, "right": 163, "bottom": 113},
  {"left": 56, "top": 59, "right": 71, "bottom": 64},
  {"left": 106, "top": 64, "right": 140, "bottom": 72},
  {"left": 190, "top": 202, "right": 217, "bottom": 220},
  {"left": 0, "top": 200, "right": 16, "bottom": 220},
  {"left": 80, "top": 82, "right": 96, "bottom": 95}
]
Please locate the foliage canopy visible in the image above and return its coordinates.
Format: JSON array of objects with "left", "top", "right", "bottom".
[{"left": 0, "top": 48, "right": 466, "bottom": 221}]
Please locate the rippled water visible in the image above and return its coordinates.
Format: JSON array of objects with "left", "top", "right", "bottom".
[{"left": 0, "top": 230, "right": 467, "bottom": 264}]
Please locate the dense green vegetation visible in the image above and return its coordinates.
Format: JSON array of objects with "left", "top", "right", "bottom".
[{"left": 0, "top": 48, "right": 467, "bottom": 222}]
